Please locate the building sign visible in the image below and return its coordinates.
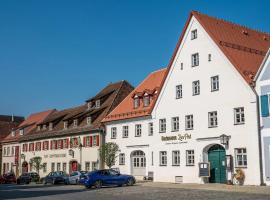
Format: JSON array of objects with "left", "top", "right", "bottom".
[
  {"left": 14, "top": 146, "right": 19, "bottom": 165},
  {"left": 44, "top": 154, "right": 66, "bottom": 159},
  {"left": 199, "top": 162, "right": 210, "bottom": 177},
  {"left": 161, "top": 133, "right": 191, "bottom": 144}
]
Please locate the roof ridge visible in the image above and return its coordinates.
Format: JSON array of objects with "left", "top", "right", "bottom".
[{"left": 192, "top": 10, "right": 270, "bottom": 36}]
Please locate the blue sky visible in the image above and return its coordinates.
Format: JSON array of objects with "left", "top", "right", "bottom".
[{"left": 0, "top": 0, "right": 269, "bottom": 117}]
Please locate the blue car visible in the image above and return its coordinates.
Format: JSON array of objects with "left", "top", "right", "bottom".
[{"left": 84, "top": 169, "right": 136, "bottom": 189}]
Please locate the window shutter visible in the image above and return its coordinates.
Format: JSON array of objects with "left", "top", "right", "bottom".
[
  {"left": 96, "top": 135, "right": 100, "bottom": 146},
  {"left": 261, "top": 95, "right": 270, "bottom": 117},
  {"left": 83, "top": 137, "right": 86, "bottom": 147},
  {"left": 90, "top": 136, "right": 93, "bottom": 147},
  {"left": 50, "top": 141, "right": 52, "bottom": 150}
]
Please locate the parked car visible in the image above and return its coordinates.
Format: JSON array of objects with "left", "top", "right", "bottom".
[
  {"left": 68, "top": 171, "right": 87, "bottom": 185},
  {"left": 84, "top": 169, "right": 135, "bottom": 189},
  {"left": 43, "top": 171, "right": 69, "bottom": 185},
  {"left": 16, "top": 172, "right": 40, "bottom": 184},
  {"left": 0, "top": 172, "right": 16, "bottom": 184}
]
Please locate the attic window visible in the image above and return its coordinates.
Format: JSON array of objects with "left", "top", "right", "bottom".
[
  {"left": 37, "top": 125, "right": 41, "bottom": 131},
  {"left": 19, "top": 129, "right": 24, "bottom": 136},
  {"left": 42, "top": 125, "right": 47, "bottom": 130},
  {"left": 134, "top": 96, "right": 140, "bottom": 109},
  {"left": 87, "top": 117, "right": 92, "bottom": 125},
  {"left": 143, "top": 94, "right": 150, "bottom": 107},
  {"left": 87, "top": 102, "right": 92, "bottom": 110},
  {"left": 95, "top": 100, "right": 100, "bottom": 108},
  {"left": 11, "top": 130, "right": 15, "bottom": 137},
  {"left": 64, "top": 121, "right": 68, "bottom": 129},
  {"left": 49, "top": 123, "right": 53, "bottom": 131},
  {"left": 73, "top": 119, "right": 78, "bottom": 127}
]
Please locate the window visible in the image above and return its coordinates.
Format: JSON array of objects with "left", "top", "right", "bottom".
[
  {"left": 192, "top": 80, "right": 200, "bottom": 95},
  {"left": 211, "top": 76, "right": 219, "bottom": 91},
  {"left": 159, "top": 151, "right": 167, "bottom": 166},
  {"left": 235, "top": 148, "right": 247, "bottom": 167},
  {"left": 87, "top": 117, "right": 92, "bottom": 125},
  {"left": 3, "top": 147, "right": 6, "bottom": 156},
  {"left": 143, "top": 95, "right": 150, "bottom": 107},
  {"left": 172, "top": 117, "right": 179, "bottom": 132},
  {"left": 63, "top": 121, "right": 68, "bottom": 129},
  {"left": 119, "top": 153, "right": 125, "bottom": 165},
  {"left": 185, "top": 115, "right": 194, "bottom": 130},
  {"left": 95, "top": 100, "right": 100, "bottom": 108},
  {"left": 22, "top": 144, "right": 28, "bottom": 152},
  {"left": 208, "top": 111, "right": 218, "bottom": 128},
  {"left": 51, "top": 163, "right": 55, "bottom": 172},
  {"left": 11, "top": 130, "right": 15, "bottom": 137},
  {"left": 11, "top": 147, "right": 14, "bottom": 156},
  {"left": 208, "top": 54, "right": 212, "bottom": 62},
  {"left": 186, "top": 150, "right": 195, "bottom": 166},
  {"left": 29, "top": 143, "right": 35, "bottom": 152},
  {"left": 43, "top": 141, "right": 49, "bottom": 150},
  {"left": 135, "top": 124, "right": 142, "bottom": 137},
  {"left": 7, "top": 147, "right": 10, "bottom": 156},
  {"left": 148, "top": 122, "right": 153, "bottom": 136},
  {"left": 85, "top": 137, "right": 90, "bottom": 147},
  {"left": 191, "top": 53, "right": 199, "bottom": 67},
  {"left": 63, "top": 139, "right": 68, "bottom": 149},
  {"left": 176, "top": 85, "right": 182, "bottom": 99},
  {"left": 35, "top": 142, "right": 41, "bottom": 151},
  {"left": 93, "top": 135, "right": 97, "bottom": 146},
  {"left": 37, "top": 125, "right": 41, "bottom": 131},
  {"left": 42, "top": 125, "right": 47, "bottom": 130},
  {"left": 134, "top": 97, "right": 140, "bottom": 109},
  {"left": 57, "top": 163, "right": 61, "bottom": 171},
  {"left": 57, "top": 140, "right": 62, "bottom": 149},
  {"left": 85, "top": 162, "right": 90, "bottom": 171},
  {"left": 51, "top": 140, "right": 56, "bottom": 150},
  {"left": 180, "top": 63, "right": 184, "bottom": 70},
  {"left": 49, "top": 123, "right": 53, "bottom": 130},
  {"left": 111, "top": 127, "right": 117, "bottom": 139},
  {"left": 191, "top": 29, "right": 197, "bottom": 40},
  {"left": 92, "top": 162, "right": 98, "bottom": 171},
  {"left": 151, "top": 151, "right": 154, "bottom": 166},
  {"left": 63, "top": 163, "right": 67, "bottom": 172},
  {"left": 159, "top": 119, "right": 166, "bottom": 133},
  {"left": 43, "top": 163, "right": 47, "bottom": 173},
  {"left": 234, "top": 107, "right": 245, "bottom": 124},
  {"left": 172, "top": 151, "right": 180, "bottom": 166},
  {"left": 122, "top": 126, "right": 129, "bottom": 138},
  {"left": 87, "top": 102, "right": 92, "bottom": 110},
  {"left": 73, "top": 119, "right": 78, "bottom": 127},
  {"left": 19, "top": 129, "right": 24, "bottom": 136}
]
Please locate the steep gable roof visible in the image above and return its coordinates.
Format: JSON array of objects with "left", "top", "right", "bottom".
[{"left": 103, "top": 68, "right": 166, "bottom": 122}]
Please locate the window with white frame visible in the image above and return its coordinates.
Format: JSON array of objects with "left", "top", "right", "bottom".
[
  {"left": 185, "top": 115, "right": 194, "bottom": 130},
  {"left": 57, "top": 163, "right": 61, "bottom": 171},
  {"left": 176, "top": 85, "right": 182, "bottom": 99},
  {"left": 186, "top": 150, "right": 195, "bottom": 166},
  {"left": 111, "top": 127, "right": 117, "bottom": 139},
  {"left": 151, "top": 151, "right": 154, "bottom": 166},
  {"left": 143, "top": 95, "right": 150, "bottom": 107},
  {"left": 51, "top": 163, "right": 55, "bottom": 172},
  {"left": 191, "top": 53, "right": 199, "bottom": 67},
  {"left": 19, "top": 129, "right": 24, "bottom": 135},
  {"left": 191, "top": 29, "right": 197, "bottom": 40},
  {"left": 95, "top": 100, "right": 100, "bottom": 108},
  {"left": 180, "top": 63, "right": 184, "bottom": 70},
  {"left": 85, "top": 162, "right": 90, "bottom": 171},
  {"left": 63, "top": 163, "right": 67, "bottom": 172},
  {"left": 192, "top": 80, "right": 200, "bottom": 95},
  {"left": 172, "top": 151, "right": 180, "bottom": 166},
  {"left": 159, "top": 119, "right": 166, "bottom": 133},
  {"left": 119, "top": 153, "right": 125, "bottom": 165},
  {"left": 87, "top": 117, "right": 92, "bottom": 125},
  {"left": 235, "top": 148, "right": 247, "bottom": 167},
  {"left": 122, "top": 126, "right": 129, "bottom": 138},
  {"left": 42, "top": 124, "right": 46, "bottom": 130},
  {"left": 172, "top": 117, "right": 179, "bottom": 132},
  {"left": 49, "top": 122, "right": 53, "bottom": 130},
  {"left": 211, "top": 76, "right": 219, "bottom": 91},
  {"left": 134, "top": 97, "right": 140, "bottom": 109},
  {"left": 135, "top": 124, "right": 142, "bottom": 137},
  {"left": 159, "top": 151, "right": 167, "bottom": 166},
  {"left": 11, "top": 130, "right": 15, "bottom": 137},
  {"left": 7, "top": 147, "right": 10, "bottom": 156},
  {"left": 208, "top": 111, "right": 218, "bottom": 128},
  {"left": 148, "top": 122, "right": 153, "bottom": 136},
  {"left": 73, "top": 119, "right": 78, "bottom": 127},
  {"left": 63, "top": 121, "right": 68, "bottom": 129},
  {"left": 234, "top": 107, "right": 245, "bottom": 124},
  {"left": 93, "top": 135, "right": 97, "bottom": 146},
  {"left": 43, "top": 163, "right": 47, "bottom": 173}
]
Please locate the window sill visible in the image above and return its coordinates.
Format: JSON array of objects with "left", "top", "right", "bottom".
[
  {"left": 192, "top": 93, "right": 200, "bottom": 96},
  {"left": 185, "top": 128, "right": 193, "bottom": 131},
  {"left": 122, "top": 137, "right": 129, "bottom": 138},
  {"left": 119, "top": 164, "right": 125, "bottom": 166},
  {"left": 234, "top": 123, "right": 245, "bottom": 126},
  {"left": 235, "top": 166, "right": 247, "bottom": 169},
  {"left": 171, "top": 130, "right": 179, "bottom": 132},
  {"left": 159, "top": 165, "right": 167, "bottom": 167},
  {"left": 111, "top": 138, "right": 116, "bottom": 139},
  {"left": 211, "top": 89, "right": 219, "bottom": 92},
  {"left": 172, "top": 165, "right": 180, "bottom": 167},
  {"left": 208, "top": 126, "right": 218, "bottom": 128},
  {"left": 159, "top": 131, "right": 166, "bottom": 134},
  {"left": 135, "top": 135, "right": 142, "bottom": 137},
  {"left": 148, "top": 134, "right": 153, "bottom": 136}
]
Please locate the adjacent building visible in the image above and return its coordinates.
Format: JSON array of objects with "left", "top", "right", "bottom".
[
  {"left": 104, "top": 11, "right": 270, "bottom": 185},
  {"left": 18, "top": 81, "right": 133, "bottom": 177},
  {"left": 255, "top": 48, "right": 270, "bottom": 185}
]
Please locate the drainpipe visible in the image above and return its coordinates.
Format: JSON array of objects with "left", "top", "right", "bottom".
[{"left": 252, "top": 86, "right": 265, "bottom": 186}]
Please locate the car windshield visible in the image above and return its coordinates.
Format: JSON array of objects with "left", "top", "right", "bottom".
[{"left": 55, "top": 171, "right": 66, "bottom": 176}]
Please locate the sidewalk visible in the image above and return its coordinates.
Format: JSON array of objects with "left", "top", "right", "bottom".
[{"left": 139, "top": 181, "right": 270, "bottom": 195}]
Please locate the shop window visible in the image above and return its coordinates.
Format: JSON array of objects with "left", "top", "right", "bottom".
[
  {"left": 57, "top": 163, "right": 61, "bottom": 171},
  {"left": 63, "top": 163, "right": 67, "bottom": 172}
]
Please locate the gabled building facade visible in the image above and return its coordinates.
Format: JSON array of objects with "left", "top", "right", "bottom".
[
  {"left": 104, "top": 11, "right": 270, "bottom": 185},
  {"left": 255, "top": 48, "right": 270, "bottom": 185},
  {"left": 18, "top": 81, "right": 133, "bottom": 177}
]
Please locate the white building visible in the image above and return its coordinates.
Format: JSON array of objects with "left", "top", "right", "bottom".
[
  {"left": 255, "top": 48, "right": 270, "bottom": 185},
  {"left": 104, "top": 11, "right": 270, "bottom": 185}
]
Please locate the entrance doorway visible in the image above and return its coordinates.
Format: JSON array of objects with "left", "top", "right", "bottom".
[
  {"left": 208, "top": 144, "right": 226, "bottom": 183},
  {"left": 69, "top": 161, "right": 78, "bottom": 173},
  {"left": 131, "top": 150, "right": 146, "bottom": 176},
  {"left": 22, "top": 161, "right": 28, "bottom": 173}
]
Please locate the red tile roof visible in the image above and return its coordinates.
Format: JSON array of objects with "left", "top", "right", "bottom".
[{"left": 103, "top": 68, "right": 166, "bottom": 122}]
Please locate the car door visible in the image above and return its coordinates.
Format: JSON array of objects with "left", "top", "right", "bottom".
[
  {"left": 100, "top": 170, "right": 112, "bottom": 185},
  {"left": 69, "top": 172, "right": 77, "bottom": 184},
  {"left": 47, "top": 172, "right": 53, "bottom": 183},
  {"left": 109, "top": 170, "right": 125, "bottom": 185}
]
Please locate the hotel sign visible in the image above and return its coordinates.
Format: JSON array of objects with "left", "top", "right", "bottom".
[{"left": 161, "top": 133, "right": 191, "bottom": 142}]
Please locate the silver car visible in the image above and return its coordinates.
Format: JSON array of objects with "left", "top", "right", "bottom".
[{"left": 68, "top": 171, "right": 87, "bottom": 184}]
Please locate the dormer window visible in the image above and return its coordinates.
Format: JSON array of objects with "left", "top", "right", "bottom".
[
  {"left": 19, "top": 129, "right": 24, "bottom": 136},
  {"left": 37, "top": 125, "right": 41, "bottom": 131},
  {"left": 87, "top": 102, "right": 92, "bottom": 110},
  {"left": 11, "top": 130, "right": 15, "bottom": 137},
  {"left": 49, "top": 123, "right": 53, "bottom": 131},
  {"left": 95, "top": 100, "right": 100, "bottom": 108},
  {"left": 64, "top": 121, "right": 68, "bottom": 129},
  {"left": 73, "top": 119, "right": 78, "bottom": 127},
  {"left": 87, "top": 117, "right": 92, "bottom": 125},
  {"left": 143, "top": 94, "right": 150, "bottom": 107},
  {"left": 134, "top": 96, "right": 140, "bottom": 109},
  {"left": 42, "top": 125, "right": 47, "bottom": 130}
]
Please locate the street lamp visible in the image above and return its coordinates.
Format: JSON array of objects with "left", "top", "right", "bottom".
[{"left": 220, "top": 134, "right": 229, "bottom": 145}]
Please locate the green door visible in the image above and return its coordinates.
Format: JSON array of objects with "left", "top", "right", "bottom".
[{"left": 208, "top": 145, "right": 226, "bottom": 183}]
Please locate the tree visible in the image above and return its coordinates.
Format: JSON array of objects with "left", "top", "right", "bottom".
[
  {"left": 29, "top": 156, "right": 43, "bottom": 175},
  {"left": 99, "top": 142, "right": 120, "bottom": 169}
]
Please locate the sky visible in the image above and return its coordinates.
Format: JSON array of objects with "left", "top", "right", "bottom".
[{"left": 0, "top": 0, "right": 269, "bottom": 117}]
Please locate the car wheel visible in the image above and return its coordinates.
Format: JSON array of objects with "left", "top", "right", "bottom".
[
  {"left": 126, "top": 178, "right": 134, "bottom": 186},
  {"left": 94, "top": 180, "right": 102, "bottom": 189}
]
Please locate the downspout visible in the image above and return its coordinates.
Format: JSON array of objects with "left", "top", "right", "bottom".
[{"left": 251, "top": 85, "right": 265, "bottom": 186}]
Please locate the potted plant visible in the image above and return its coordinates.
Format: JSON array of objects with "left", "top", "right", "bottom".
[{"left": 233, "top": 169, "right": 245, "bottom": 185}]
